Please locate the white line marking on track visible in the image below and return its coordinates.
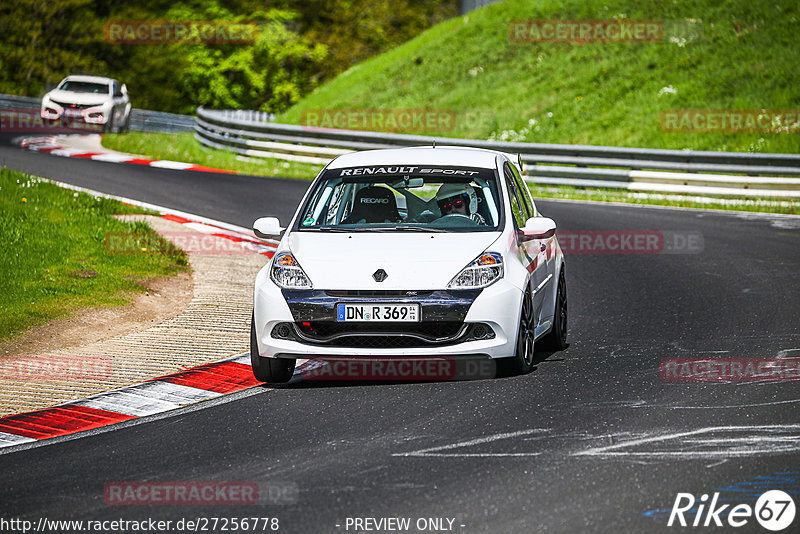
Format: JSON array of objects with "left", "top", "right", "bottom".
[
  {"left": 183, "top": 222, "right": 221, "bottom": 234},
  {"left": 50, "top": 148, "right": 93, "bottom": 157},
  {"left": 72, "top": 378, "right": 223, "bottom": 417},
  {"left": 0, "top": 432, "right": 36, "bottom": 446},
  {"left": 573, "top": 425, "right": 800, "bottom": 458},
  {"left": 75, "top": 391, "right": 181, "bottom": 417},
  {"left": 90, "top": 153, "right": 135, "bottom": 163},
  {"left": 150, "top": 160, "right": 194, "bottom": 170},
  {"left": 125, "top": 381, "right": 222, "bottom": 404},
  {"left": 392, "top": 429, "right": 548, "bottom": 457},
  {"left": 0, "top": 364, "right": 266, "bottom": 456}
]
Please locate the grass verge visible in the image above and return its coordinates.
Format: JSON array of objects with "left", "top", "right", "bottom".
[
  {"left": 102, "top": 132, "right": 324, "bottom": 180},
  {"left": 0, "top": 167, "right": 189, "bottom": 343}
]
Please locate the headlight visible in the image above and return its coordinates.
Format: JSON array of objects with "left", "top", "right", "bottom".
[
  {"left": 41, "top": 96, "right": 58, "bottom": 114},
  {"left": 447, "top": 252, "right": 503, "bottom": 289},
  {"left": 270, "top": 252, "right": 313, "bottom": 289}
]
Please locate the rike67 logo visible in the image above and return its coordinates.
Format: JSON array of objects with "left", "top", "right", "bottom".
[{"left": 668, "top": 490, "right": 795, "bottom": 531}]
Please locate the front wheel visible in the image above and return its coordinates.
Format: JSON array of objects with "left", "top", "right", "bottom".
[
  {"left": 540, "top": 269, "right": 567, "bottom": 351},
  {"left": 102, "top": 115, "right": 114, "bottom": 133},
  {"left": 504, "top": 288, "right": 535, "bottom": 375},
  {"left": 250, "top": 313, "right": 295, "bottom": 383}
]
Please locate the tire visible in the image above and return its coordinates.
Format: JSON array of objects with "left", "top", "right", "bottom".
[
  {"left": 102, "top": 115, "right": 114, "bottom": 133},
  {"left": 250, "top": 313, "right": 295, "bottom": 383},
  {"left": 504, "top": 288, "right": 535, "bottom": 375},
  {"left": 540, "top": 269, "right": 568, "bottom": 351}
]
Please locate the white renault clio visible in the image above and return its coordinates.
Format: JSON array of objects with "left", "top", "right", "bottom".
[{"left": 251, "top": 147, "right": 567, "bottom": 382}]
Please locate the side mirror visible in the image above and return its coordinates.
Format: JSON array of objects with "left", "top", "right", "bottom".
[
  {"left": 518, "top": 217, "right": 556, "bottom": 242},
  {"left": 121, "top": 84, "right": 128, "bottom": 95},
  {"left": 253, "top": 217, "right": 283, "bottom": 240}
]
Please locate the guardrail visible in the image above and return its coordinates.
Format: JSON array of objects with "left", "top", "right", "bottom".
[
  {"left": 0, "top": 93, "right": 194, "bottom": 133},
  {"left": 195, "top": 107, "right": 800, "bottom": 198}
]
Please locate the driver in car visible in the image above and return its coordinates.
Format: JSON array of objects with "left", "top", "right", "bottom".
[{"left": 435, "top": 183, "right": 486, "bottom": 225}]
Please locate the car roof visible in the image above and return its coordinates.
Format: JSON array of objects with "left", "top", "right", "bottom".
[
  {"left": 326, "top": 146, "right": 513, "bottom": 170},
  {"left": 60, "top": 75, "right": 115, "bottom": 84}
]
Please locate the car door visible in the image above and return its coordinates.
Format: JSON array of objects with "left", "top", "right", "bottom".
[
  {"left": 509, "top": 162, "right": 556, "bottom": 333},
  {"left": 504, "top": 163, "right": 546, "bottom": 323}
]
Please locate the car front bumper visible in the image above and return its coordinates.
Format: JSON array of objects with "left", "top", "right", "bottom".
[{"left": 253, "top": 273, "right": 523, "bottom": 360}]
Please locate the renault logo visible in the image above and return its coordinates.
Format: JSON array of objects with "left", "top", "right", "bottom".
[{"left": 372, "top": 269, "right": 388, "bottom": 282}]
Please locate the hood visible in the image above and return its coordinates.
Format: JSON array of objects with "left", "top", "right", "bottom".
[
  {"left": 286, "top": 231, "right": 502, "bottom": 290},
  {"left": 46, "top": 90, "right": 110, "bottom": 107}
]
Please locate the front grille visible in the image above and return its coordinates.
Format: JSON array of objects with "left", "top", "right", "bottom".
[
  {"left": 315, "top": 336, "right": 436, "bottom": 349},
  {"left": 50, "top": 100, "right": 98, "bottom": 110},
  {"left": 300, "top": 321, "right": 462, "bottom": 340},
  {"left": 325, "top": 290, "right": 434, "bottom": 298},
  {"left": 290, "top": 321, "right": 494, "bottom": 348}
]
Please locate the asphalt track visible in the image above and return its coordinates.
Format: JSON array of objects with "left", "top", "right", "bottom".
[{"left": 1, "top": 134, "right": 800, "bottom": 533}]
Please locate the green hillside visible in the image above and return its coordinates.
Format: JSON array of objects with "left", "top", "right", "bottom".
[{"left": 279, "top": 0, "right": 799, "bottom": 153}]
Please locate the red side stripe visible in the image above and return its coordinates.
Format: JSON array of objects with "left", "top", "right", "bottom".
[
  {"left": 36, "top": 147, "right": 60, "bottom": 153},
  {"left": 157, "top": 362, "right": 261, "bottom": 393},
  {"left": 211, "top": 233, "right": 275, "bottom": 248},
  {"left": 525, "top": 257, "right": 538, "bottom": 273},
  {"left": 0, "top": 405, "right": 135, "bottom": 440},
  {"left": 213, "top": 233, "right": 245, "bottom": 243},
  {"left": 187, "top": 165, "right": 236, "bottom": 174},
  {"left": 161, "top": 214, "right": 193, "bottom": 224}
]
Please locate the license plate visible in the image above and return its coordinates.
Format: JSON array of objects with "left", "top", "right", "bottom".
[
  {"left": 336, "top": 303, "right": 420, "bottom": 322},
  {"left": 64, "top": 109, "right": 82, "bottom": 117}
]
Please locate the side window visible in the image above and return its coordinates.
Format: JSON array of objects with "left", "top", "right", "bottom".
[
  {"left": 113, "top": 82, "right": 122, "bottom": 97},
  {"left": 504, "top": 165, "right": 527, "bottom": 229},
  {"left": 509, "top": 162, "right": 536, "bottom": 217}
]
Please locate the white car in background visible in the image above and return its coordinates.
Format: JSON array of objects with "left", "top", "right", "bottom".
[
  {"left": 41, "top": 75, "right": 131, "bottom": 132},
  {"left": 251, "top": 146, "right": 568, "bottom": 382}
]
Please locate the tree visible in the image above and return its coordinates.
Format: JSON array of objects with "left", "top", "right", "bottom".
[
  {"left": 0, "top": 0, "right": 107, "bottom": 95},
  {"left": 162, "top": 3, "right": 327, "bottom": 112}
]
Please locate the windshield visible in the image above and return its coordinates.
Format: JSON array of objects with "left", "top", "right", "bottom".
[
  {"left": 297, "top": 165, "right": 502, "bottom": 232},
  {"left": 57, "top": 81, "right": 110, "bottom": 94}
]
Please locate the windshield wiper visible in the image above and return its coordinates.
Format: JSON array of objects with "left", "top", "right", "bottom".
[
  {"left": 304, "top": 225, "right": 447, "bottom": 233},
  {"left": 370, "top": 226, "right": 447, "bottom": 233},
  {"left": 302, "top": 226, "right": 353, "bottom": 232}
]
